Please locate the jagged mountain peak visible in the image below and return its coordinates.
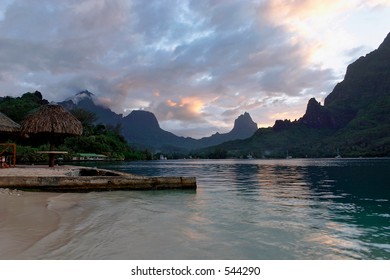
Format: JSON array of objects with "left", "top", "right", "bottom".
[
  {"left": 59, "top": 90, "right": 122, "bottom": 126},
  {"left": 305, "top": 98, "right": 322, "bottom": 114},
  {"left": 231, "top": 112, "right": 258, "bottom": 134},
  {"left": 297, "top": 97, "right": 334, "bottom": 129},
  {"left": 76, "top": 90, "right": 95, "bottom": 97},
  {"left": 68, "top": 90, "right": 96, "bottom": 104},
  {"left": 60, "top": 90, "right": 261, "bottom": 150},
  {"left": 123, "top": 110, "right": 161, "bottom": 130},
  {"left": 236, "top": 112, "right": 250, "bottom": 121},
  {"left": 235, "top": 112, "right": 254, "bottom": 123},
  {"left": 323, "top": 31, "right": 390, "bottom": 127}
]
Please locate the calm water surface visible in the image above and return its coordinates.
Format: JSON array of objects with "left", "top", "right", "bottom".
[{"left": 20, "top": 158, "right": 390, "bottom": 259}]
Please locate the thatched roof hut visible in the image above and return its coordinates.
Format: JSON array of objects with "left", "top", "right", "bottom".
[
  {"left": 0, "top": 112, "right": 20, "bottom": 133},
  {"left": 21, "top": 103, "right": 83, "bottom": 137},
  {"left": 21, "top": 104, "right": 83, "bottom": 167}
]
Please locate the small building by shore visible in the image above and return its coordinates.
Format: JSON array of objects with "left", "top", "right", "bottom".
[{"left": 72, "top": 153, "right": 108, "bottom": 161}]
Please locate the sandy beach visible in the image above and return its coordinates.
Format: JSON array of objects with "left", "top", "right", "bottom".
[
  {"left": 0, "top": 165, "right": 76, "bottom": 259},
  {"left": 0, "top": 165, "right": 81, "bottom": 177},
  {"left": 0, "top": 164, "right": 197, "bottom": 259},
  {"left": 0, "top": 189, "right": 60, "bottom": 259}
]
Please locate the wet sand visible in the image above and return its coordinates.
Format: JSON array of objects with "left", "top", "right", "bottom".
[
  {"left": 0, "top": 165, "right": 196, "bottom": 259},
  {"left": 0, "top": 166, "right": 78, "bottom": 258},
  {"left": 0, "top": 189, "right": 60, "bottom": 259}
]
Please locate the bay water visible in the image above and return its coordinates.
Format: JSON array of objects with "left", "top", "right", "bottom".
[{"left": 2, "top": 158, "right": 390, "bottom": 259}]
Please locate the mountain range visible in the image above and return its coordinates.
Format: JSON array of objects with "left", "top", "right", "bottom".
[
  {"left": 60, "top": 32, "right": 390, "bottom": 157},
  {"left": 204, "top": 32, "right": 390, "bottom": 158},
  {"left": 59, "top": 91, "right": 258, "bottom": 151},
  {"left": 3, "top": 32, "right": 389, "bottom": 158}
]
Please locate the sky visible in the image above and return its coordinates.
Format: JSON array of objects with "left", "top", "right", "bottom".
[{"left": 0, "top": 0, "right": 389, "bottom": 138}]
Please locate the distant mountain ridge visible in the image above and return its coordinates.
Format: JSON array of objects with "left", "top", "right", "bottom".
[
  {"left": 297, "top": 32, "right": 390, "bottom": 131},
  {"left": 203, "top": 32, "right": 390, "bottom": 158},
  {"left": 59, "top": 92, "right": 258, "bottom": 151},
  {"left": 196, "top": 112, "right": 258, "bottom": 147},
  {"left": 60, "top": 90, "right": 122, "bottom": 127},
  {"left": 324, "top": 32, "right": 390, "bottom": 128}
]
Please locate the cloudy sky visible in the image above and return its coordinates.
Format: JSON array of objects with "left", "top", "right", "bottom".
[{"left": 0, "top": 0, "right": 389, "bottom": 138}]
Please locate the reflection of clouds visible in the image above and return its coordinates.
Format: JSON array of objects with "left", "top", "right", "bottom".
[
  {"left": 256, "top": 165, "right": 313, "bottom": 204},
  {"left": 179, "top": 188, "right": 213, "bottom": 242},
  {"left": 111, "top": 160, "right": 388, "bottom": 259},
  {"left": 306, "top": 221, "right": 367, "bottom": 259},
  {"left": 181, "top": 225, "right": 209, "bottom": 242},
  {"left": 252, "top": 164, "right": 366, "bottom": 258}
]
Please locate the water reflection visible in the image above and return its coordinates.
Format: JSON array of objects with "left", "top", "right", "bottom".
[{"left": 54, "top": 158, "right": 390, "bottom": 259}]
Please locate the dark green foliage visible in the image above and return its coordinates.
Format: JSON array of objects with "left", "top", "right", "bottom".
[
  {"left": 319, "top": 94, "right": 390, "bottom": 157},
  {"left": 16, "top": 145, "right": 50, "bottom": 163},
  {"left": 70, "top": 108, "right": 97, "bottom": 135},
  {"left": 62, "top": 114, "right": 151, "bottom": 161},
  {"left": 208, "top": 147, "right": 228, "bottom": 159},
  {"left": 0, "top": 93, "right": 150, "bottom": 162},
  {"left": 196, "top": 125, "right": 335, "bottom": 159},
  {"left": 0, "top": 91, "right": 48, "bottom": 123}
]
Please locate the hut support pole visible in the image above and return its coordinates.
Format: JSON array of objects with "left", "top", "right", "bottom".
[
  {"left": 49, "top": 143, "right": 55, "bottom": 167},
  {"left": 13, "top": 143, "right": 16, "bottom": 167}
]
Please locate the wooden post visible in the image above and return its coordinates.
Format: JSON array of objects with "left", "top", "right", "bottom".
[
  {"left": 12, "top": 143, "right": 16, "bottom": 167},
  {"left": 49, "top": 143, "right": 55, "bottom": 167}
]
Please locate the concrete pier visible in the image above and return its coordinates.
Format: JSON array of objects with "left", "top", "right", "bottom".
[{"left": 0, "top": 165, "right": 196, "bottom": 192}]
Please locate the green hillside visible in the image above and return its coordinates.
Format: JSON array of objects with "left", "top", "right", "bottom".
[{"left": 0, "top": 94, "right": 151, "bottom": 162}]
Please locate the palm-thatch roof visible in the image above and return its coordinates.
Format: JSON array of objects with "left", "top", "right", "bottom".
[
  {"left": 21, "top": 104, "right": 83, "bottom": 137},
  {"left": 0, "top": 112, "right": 21, "bottom": 133}
]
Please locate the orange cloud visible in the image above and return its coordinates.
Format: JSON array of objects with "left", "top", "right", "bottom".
[
  {"left": 181, "top": 97, "right": 204, "bottom": 113},
  {"left": 166, "top": 97, "right": 204, "bottom": 114},
  {"left": 166, "top": 99, "right": 177, "bottom": 107},
  {"left": 157, "top": 96, "right": 206, "bottom": 123},
  {"left": 264, "top": 0, "right": 350, "bottom": 23}
]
